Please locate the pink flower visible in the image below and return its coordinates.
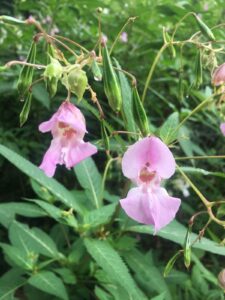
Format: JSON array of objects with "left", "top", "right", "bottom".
[
  {"left": 39, "top": 101, "right": 97, "bottom": 177},
  {"left": 220, "top": 123, "right": 225, "bottom": 136},
  {"left": 212, "top": 63, "right": 225, "bottom": 86},
  {"left": 120, "top": 32, "right": 128, "bottom": 43},
  {"left": 120, "top": 137, "right": 181, "bottom": 233}
]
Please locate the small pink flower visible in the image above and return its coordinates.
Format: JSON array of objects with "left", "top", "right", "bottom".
[
  {"left": 212, "top": 63, "right": 225, "bottom": 86},
  {"left": 39, "top": 101, "right": 97, "bottom": 177},
  {"left": 120, "top": 32, "right": 128, "bottom": 43},
  {"left": 120, "top": 137, "right": 181, "bottom": 233},
  {"left": 220, "top": 123, "right": 225, "bottom": 136}
]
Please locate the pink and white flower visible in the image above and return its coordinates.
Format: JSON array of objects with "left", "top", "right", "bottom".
[
  {"left": 220, "top": 123, "right": 225, "bottom": 136},
  {"left": 120, "top": 137, "right": 181, "bottom": 233},
  {"left": 39, "top": 101, "right": 97, "bottom": 177}
]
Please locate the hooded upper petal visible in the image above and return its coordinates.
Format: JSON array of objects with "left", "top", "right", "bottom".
[
  {"left": 120, "top": 187, "right": 154, "bottom": 224},
  {"left": 149, "top": 187, "right": 181, "bottom": 233},
  {"left": 220, "top": 123, "right": 225, "bottom": 136},
  {"left": 122, "top": 137, "right": 176, "bottom": 181}
]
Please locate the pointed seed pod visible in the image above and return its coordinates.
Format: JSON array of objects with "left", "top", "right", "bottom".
[
  {"left": 19, "top": 92, "right": 32, "bottom": 126},
  {"left": 194, "top": 50, "right": 202, "bottom": 88},
  {"left": 0, "top": 15, "right": 26, "bottom": 25},
  {"left": 17, "top": 41, "right": 37, "bottom": 98},
  {"left": 91, "top": 60, "right": 102, "bottom": 81},
  {"left": 183, "top": 226, "right": 192, "bottom": 269},
  {"left": 194, "top": 14, "right": 215, "bottom": 41},
  {"left": 164, "top": 251, "right": 182, "bottom": 277},
  {"left": 102, "top": 44, "right": 122, "bottom": 112},
  {"left": 132, "top": 86, "right": 149, "bottom": 136}
]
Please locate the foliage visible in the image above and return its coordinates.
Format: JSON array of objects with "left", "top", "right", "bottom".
[{"left": 0, "top": 0, "right": 225, "bottom": 299}]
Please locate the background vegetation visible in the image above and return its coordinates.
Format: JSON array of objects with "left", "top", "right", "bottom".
[{"left": 0, "top": 0, "right": 225, "bottom": 299}]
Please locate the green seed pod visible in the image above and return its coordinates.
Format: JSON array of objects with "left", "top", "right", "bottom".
[
  {"left": 164, "top": 251, "right": 182, "bottom": 277},
  {"left": 194, "top": 14, "right": 215, "bottom": 41},
  {"left": 194, "top": 50, "right": 202, "bottom": 88},
  {"left": 184, "top": 226, "right": 192, "bottom": 269},
  {"left": 102, "top": 44, "right": 122, "bottom": 113},
  {"left": 0, "top": 15, "right": 26, "bottom": 25},
  {"left": 66, "top": 66, "right": 88, "bottom": 101},
  {"left": 101, "top": 121, "right": 110, "bottom": 153},
  {"left": 44, "top": 56, "right": 63, "bottom": 98},
  {"left": 91, "top": 60, "right": 102, "bottom": 81},
  {"left": 17, "top": 41, "right": 37, "bottom": 99},
  {"left": 19, "top": 92, "right": 32, "bottom": 127},
  {"left": 132, "top": 86, "right": 149, "bottom": 136}
]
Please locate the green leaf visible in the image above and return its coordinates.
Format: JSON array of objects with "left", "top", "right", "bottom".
[
  {"left": 114, "top": 59, "right": 136, "bottom": 132},
  {"left": 32, "top": 83, "right": 50, "bottom": 109},
  {"left": 0, "top": 269, "right": 26, "bottom": 300},
  {"left": 74, "top": 157, "right": 102, "bottom": 209},
  {"left": 9, "top": 221, "right": 61, "bottom": 258},
  {"left": 95, "top": 286, "right": 113, "bottom": 300},
  {"left": 28, "top": 271, "right": 68, "bottom": 300},
  {"left": 0, "top": 207, "right": 15, "bottom": 228},
  {"left": 54, "top": 268, "right": 76, "bottom": 284},
  {"left": 83, "top": 203, "right": 117, "bottom": 229},
  {"left": 0, "top": 144, "right": 83, "bottom": 214},
  {"left": 124, "top": 248, "right": 171, "bottom": 298},
  {"left": 150, "top": 293, "right": 166, "bottom": 300},
  {"left": 127, "top": 220, "right": 225, "bottom": 256},
  {"left": 0, "top": 202, "right": 47, "bottom": 218},
  {"left": 84, "top": 238, "right": 142, "bottom": 299},
  {"left": 0, "top": 243, "right": 34, "bottom": 270},
  {"left": 159, "top": 112, "right": 179, "bottom": 144},
  {"left": 31, "top": 199, "right": 77, "bottom": 228},
  {"left": 180, "top": 166, "right": 225, "bottom": 179}
]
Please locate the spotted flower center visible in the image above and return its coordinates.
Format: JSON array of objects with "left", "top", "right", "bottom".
[
  {"left": 58, "top": 122, "right": 76, "bottom": 139},
  {"left": 139, "top": 166, "right": 156, "bottom": 183}
]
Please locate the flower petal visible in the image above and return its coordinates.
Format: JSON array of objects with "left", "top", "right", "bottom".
[
  {"left": 120, "top": 187, "right": 154, "bottom": 224},
  {"left": 220, "top": 123, "right": 225, "bottom": 136},
  {"left": 122, "top": 137, "right": 175, "bottom": 181},
  {"left": 57, "top": 102, "right": 86, "bottom": 133},
  {"left": 39, "top": 112, "right": 58, "bottom": 133},
  {"left": 147, "top": 137, "right": 175, "bottom": 179},
  {"left": 212, "top": 63, "right": 225, "bottom": 86},
  {"left": 39, "top": 138, "right": 62, "bottom": 177},
  {"left": 149, "top": 187, "right": 181, "bottom": 233},
  {"left": 64, "top": 141, "right": 97, "bottom": 169}
]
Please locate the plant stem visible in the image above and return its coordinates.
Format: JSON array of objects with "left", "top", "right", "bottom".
[
  {"left": 5, "top": 60, "right": 46, "bottom": 69},
  {"left": 110, "top": 16, "right": 137, "bottom": 54},
  {"left": 176, "top": 155, "right": 225, "bottom": 160},
  {"left": 142, "top": 43, "right": 168, "bottom": 103},
  {"left": 54, "top": 34, "right": 89, "bottom": 53}
]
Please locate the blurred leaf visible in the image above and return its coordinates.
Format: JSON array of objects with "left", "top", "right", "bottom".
[
  {"left": 28, "top": 271, "right": 68, "bottom": 300},
  {"left": 84, "top": 238, "right": 146, "bottom": 299},
  {"left": 0, "top": 269, "right": 26, "bottom": 300},
  {"left": 128, "top": 220, "right": 225, "bottom": 256},
  {"left": 9, "top": 220, "right": 61, "bottom": 258},
  {"left": 160, "top": 112, "right": 179, "bottom": 144},
  {"left": 74, "top": 157, "right": 102, "bottom": 209},
  {"left": 0, "top": 144, "right": 83, "bottom": 214}
]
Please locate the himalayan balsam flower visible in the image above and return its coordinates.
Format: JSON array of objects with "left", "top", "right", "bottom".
[
  {"left": 220, "top": 123, "right": 225, "bottom": 136},
  {"left": 120, "top": 137, "right": 181, "bottom": 233},
  {"left": 212, "top": 63, "right": 225, "bottom": 86},
  {"left": 39, "top": 101, "right": 97, "bottom": 177}
]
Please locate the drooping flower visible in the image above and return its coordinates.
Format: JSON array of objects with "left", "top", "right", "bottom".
[
  {"left": 39, "top": 101, "right": 97, "bottom": 177},
  {"left": 212, "top": 63, "right": 225, "bottom": 86},
  {"left": 220, "top": 123, "right": 225, "bottom": 136},
  {"left": 120, "top": 137, "right": 181, "bottom": 233}
]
